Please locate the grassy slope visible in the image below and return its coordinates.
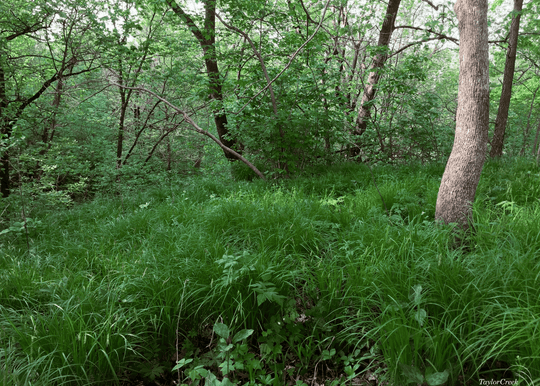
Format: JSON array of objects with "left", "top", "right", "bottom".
[{"left": 1, "top": 157, "right": 539, "bottom": 385}]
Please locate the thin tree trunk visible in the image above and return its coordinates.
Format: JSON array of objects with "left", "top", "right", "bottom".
[
  {"left": 167, "top": 0, "right": 239, "bottom": 160},
  {"left": 0, "top": 65, "right": 10, "bottom": 198},
  {"left": 0, "top": 26, "right": 81, "bottom": 198},
  {"left": 42, "top": 77, "right": 64, "bottom": 151},
  {"left": 352, "top": 0, "right": 401, "bottom": 155},
  {"left": 122, "top": 100, "right": 161, "bottom": 166},
  {"left": 116, "top": 65, "right": 128, "bottom": 169},
  {"left": 435, "top": 0, "right": 489, "bottom": 231},
  {"left": 215, "top": 14, "right": 290, "bottom": 172},
  {"left": 489, "top": 0, "right": 523, "bottom": 158},
  {"left": 519, "top": 85, "right": 539, "bottom": 156},
  {"left": 533, "top": 117, "right": 540, "bottom": 159}
]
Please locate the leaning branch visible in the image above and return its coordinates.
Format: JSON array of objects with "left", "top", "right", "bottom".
[
  {"left": 109, "top": 82, "right": 266, "bottom": 180},
  {"left": 389, "top": 36, "right": 455, "bottom": 58}
]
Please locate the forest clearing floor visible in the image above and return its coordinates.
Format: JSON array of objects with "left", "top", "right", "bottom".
[{"left": 1, "top": 157, "right": 539, "bottom": 386}]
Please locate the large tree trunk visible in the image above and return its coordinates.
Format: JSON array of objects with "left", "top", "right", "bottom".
[
  {"left": 489, "top": 0, "right": 523, "bottom": 158},
  {"left": 167, "top": 0, "right": 240, "bottom": 160},
  {"left": 352, "top": 0, "right": 401, "bottom": 156},
  {"left": 435, "top": 0, "right": 489, "bottom": 231}
]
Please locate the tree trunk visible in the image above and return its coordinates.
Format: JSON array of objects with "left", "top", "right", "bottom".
[
  {"left": 352, "top": 0, "right": 401, "bottom": 155},
  {"left": 435, "top": 0, "right": 489, "bottom": 231},
  {"left": 519, "top": 85, "right": 538, "bottom": 156},
  {"left": 0, "top": 15, "right": 83, "bottom": 199},
  {"left": 533, "top": 116, "right": 540, "bottom": 159},
  {"left": 167, "top": 0, "right": 239, "bottom": 160},
  {"left": 489, "top": 0, "right": 523, "bottom": 158},
  {"left": 117, "top": 68, "right": 128, "bottom": 169},
  {"left": 42, "top": 77, "right": 64, "bottom": 151},
  {"left": 0, "top": 65, "right": 10, "bottom": 198}
]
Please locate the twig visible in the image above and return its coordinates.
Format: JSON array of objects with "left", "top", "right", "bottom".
[{"left": 15, "top": 157, "right": 30, "bottom": 252}]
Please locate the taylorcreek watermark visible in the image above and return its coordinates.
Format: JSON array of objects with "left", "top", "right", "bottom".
[{"left": 479, "top": 380, "right": 519, "bottom": 386}]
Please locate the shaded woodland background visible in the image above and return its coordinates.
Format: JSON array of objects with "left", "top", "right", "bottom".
[{"left": 1, "top": 0, "right": 539, "bottom": 209}]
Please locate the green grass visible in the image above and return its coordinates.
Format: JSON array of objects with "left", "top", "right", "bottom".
[{"left": 1, "top": 157, "right": 539, "bottom": 385}]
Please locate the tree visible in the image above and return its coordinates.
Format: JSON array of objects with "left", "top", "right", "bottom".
[
  {"left": 166, "top": 0, "right": 240, "bottom": 160},
  {"left": 489, "top": 0, "right": 524, "bottom": 158},
  {"left": 352, "top": 0, "right": 402, "bottom": 156},
  {"left": 435, "top": 0, "right": 489, "bottom": 231},
  {"left": 0, "top": 0, "right": 96, "bottom": 197},
  {"left": 104, "top": 2, "right": 159, "bottom": 169}
]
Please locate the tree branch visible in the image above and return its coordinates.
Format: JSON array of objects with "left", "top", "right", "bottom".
[
  {"left": 165, "top": 0, "right": 205, "bottom": 44},
  {"left": 393, "top": 25, "right": 459, "bottom": 44},
  {"left": 216, "top": 13, "right": 278, "bottom": 114},
  {"left": 108, "top": 82, "right": 266, "bottom": 180},
  {"left": 420, "top": 0, "right": 439, "bottom": 10},
  {"left": 389, "top": 36, "right": 454, "bottom": 58}
]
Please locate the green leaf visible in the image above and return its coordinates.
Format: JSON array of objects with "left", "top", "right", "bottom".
[
  {"left": 221, "top": 378, "right": 235, "bottom": 386},
  {"left": 322, "top": 348, "right": 336, "bottom": 360},
  {"left": 172, "top": 358, "right": 193, "bottom": 371},
  {"left": 400, "top": 363, "right": 424, "bottom": 384},
  {"left": 232, "top": 329, "right": 254, "bottom": 343},
  {"left": 205, "top": 371, "right": 220, "bottom": 386},
  {"left": 409, "top": 284, "right": 423, "bottom": 305},
  {"left": 415, "top": 308, "right": 427, "bottom": 327},
  {"left": 213, "top": 323, "right": 230, "bottom": 339},
  {"left": 490, "top": 0, "right": 504, "bottom": 10},
  {"left": 426, "top": 370, "right": 449, "bottom": 386}
]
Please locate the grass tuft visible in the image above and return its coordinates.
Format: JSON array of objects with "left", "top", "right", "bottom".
[{"left": 1, "top": 157, "right": 539, "bottom": 385}]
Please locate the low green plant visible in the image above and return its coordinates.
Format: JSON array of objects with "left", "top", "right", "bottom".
[
  {"left": 173, "top": 322, "right": 256, "bottom": 385},
  {"left": 1, "top": 157, "right": 539, "bottom": 385}
]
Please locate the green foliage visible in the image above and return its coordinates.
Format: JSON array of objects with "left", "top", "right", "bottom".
[
  {"left": 1, "top": 0, "right": 540, "bottom": 383},
  {"left": 1, "top": 159, "right": 539, "bottom": 385}
]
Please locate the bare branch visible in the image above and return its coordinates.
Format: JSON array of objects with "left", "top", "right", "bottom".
[
  {"left": 108, "top": 82, "right": 266, "bottom": 180},
  {"left": 393, "top": 25, "right": 459, "bottom": 44},
  {"left": 389, "top": 36, "right": 455, "bottom": 58},
  {"left": 420, "top": 0, "right": 439, "bottom": 10},
  {"left": 216, "top": 13, "right": 278, "bottom": 114}
]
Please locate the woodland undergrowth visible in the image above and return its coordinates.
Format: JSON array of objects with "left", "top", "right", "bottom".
[{"left": 1, "top": 157, "right": 539, "bottom": 386}]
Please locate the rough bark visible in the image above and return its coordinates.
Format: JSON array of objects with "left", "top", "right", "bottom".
[
  {"left": 435, "top": 0, "right": 489, "bottom": 230},
  {"left": 0, "top": 65, "right": 10, "bottom": 198},
  {"left": 352, "top": 0, "right": 401, "bottom": 155},
  {"left": 116, "top": 70, "right": 127, "bottom": 169},
  {"left": 489, "top": 0, "right": 523, "bottom": 158},
  {"left": 167, "top": 0, "right": 239, "bottom": 160}
]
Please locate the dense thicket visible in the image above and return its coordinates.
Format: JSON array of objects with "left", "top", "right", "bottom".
[{"left": 1, "top": 0, "right": 539, "bottom": 211}]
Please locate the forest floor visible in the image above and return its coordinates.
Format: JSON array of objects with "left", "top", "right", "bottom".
[{"left": 1, "top": 157, "right": 539, "bottom": 386}]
